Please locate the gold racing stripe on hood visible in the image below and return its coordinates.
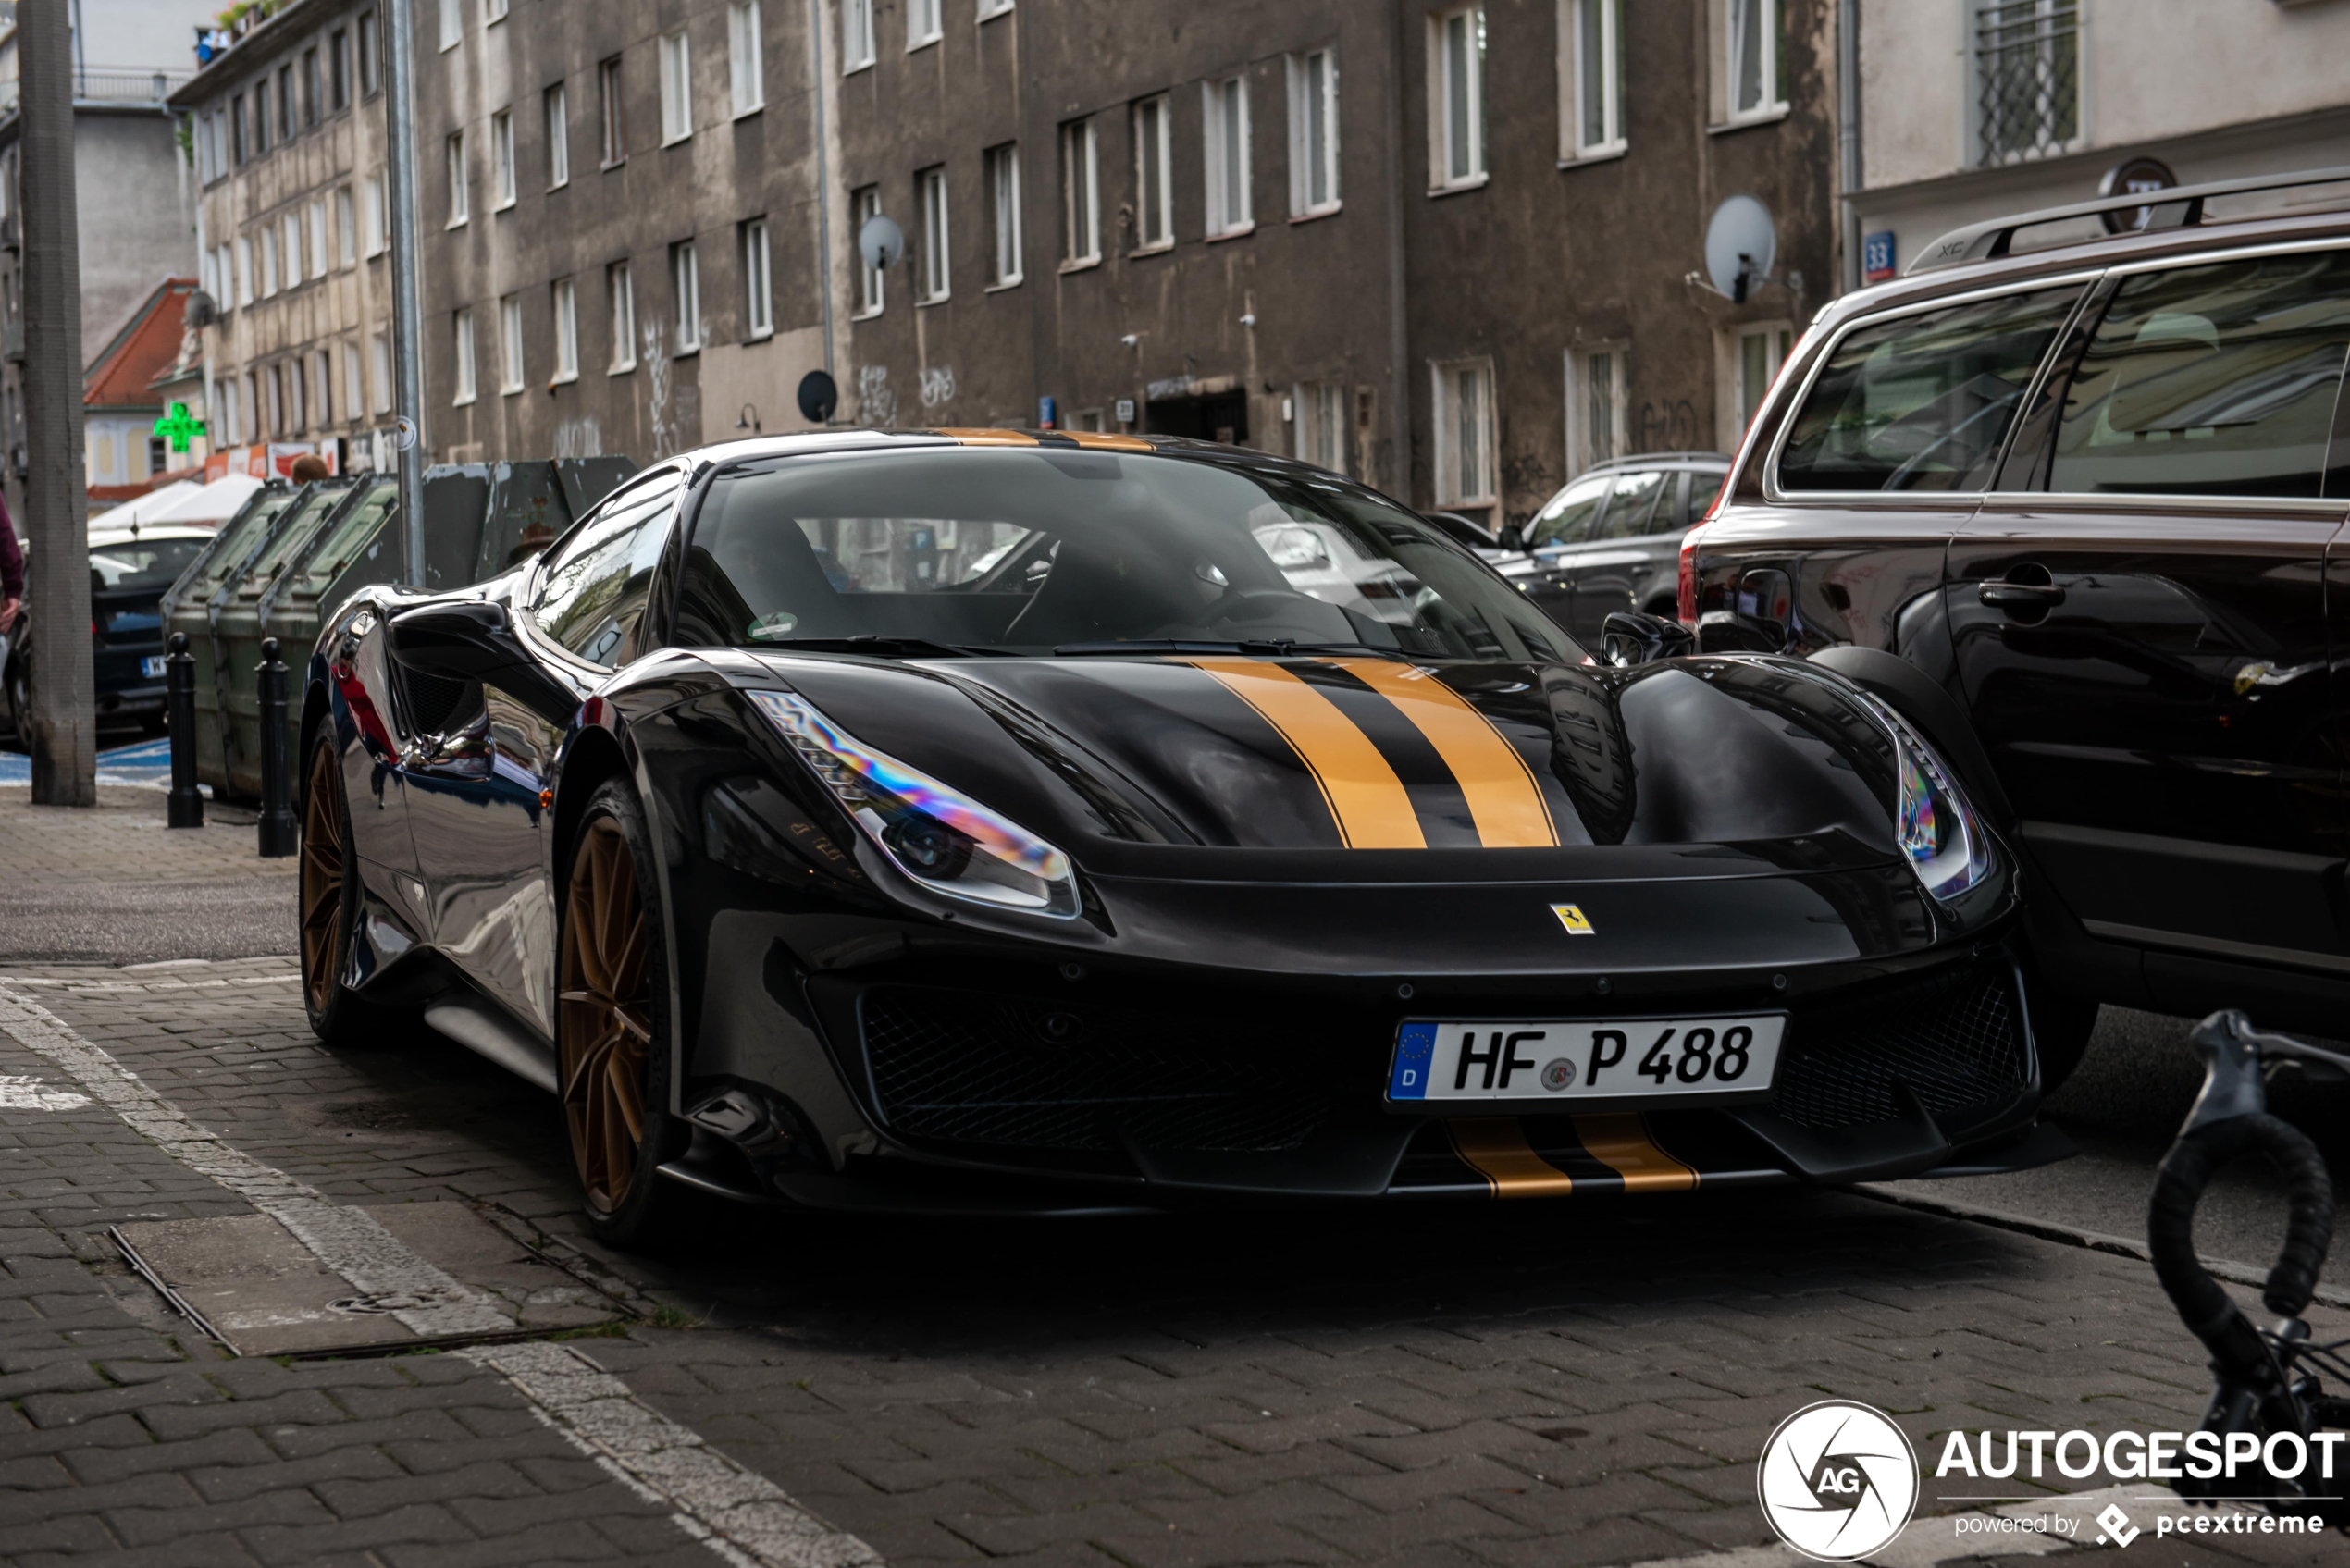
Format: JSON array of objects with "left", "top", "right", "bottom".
[
  {"left": 1187, "top": 660, "right": 1426, "bottom": 847},
  {"left": 1571, "top": 1113, "right": 1699, "bottom": 1191},
  {"left": 1333, "top": 660, "right": 1558, "bottom": 847},
  {"left": 1447, "top": 1118, "right": 1576, "bottom": 1196}
]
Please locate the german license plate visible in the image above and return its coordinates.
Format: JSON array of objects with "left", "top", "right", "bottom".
[
  {"left": 141, "top": 655, "right": 168, "bottom": 677},
  {"left": 1388, "top": 1015, "right": 1786, "bottom": 1107}
]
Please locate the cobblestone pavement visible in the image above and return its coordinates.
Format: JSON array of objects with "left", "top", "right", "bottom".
[{"left": 1, "top": 798, "right": 2344, "bottom": 1566}]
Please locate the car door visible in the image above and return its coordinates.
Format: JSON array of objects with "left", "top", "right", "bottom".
[
  {"left": 1504, "top": 473, "right": 1614, "bottom": 634},
  {"left": 1567, "top": 467, "right": 1675, "bottom": 639},
  {"left": 1947, "top": 246, "right": 2350, "bottom": 978},
  {"left": 404, "top": 466, "right": 685, "bottom": 1036}
]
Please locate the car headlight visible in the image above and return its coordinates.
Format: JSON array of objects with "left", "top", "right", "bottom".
[
  {"left": 748, "top": 689, "right": 1081, "bottom": 918},
  {"left": 1857, "top": 692, "right": 1993, "bottom": 902}
]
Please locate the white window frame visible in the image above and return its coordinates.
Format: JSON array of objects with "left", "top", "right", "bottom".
[
  {"left": 907, "top": 0, "right": 941, "bottom": 51},
  {"left": 986, "top": 143, "right": 1022, "bottom": 287},
  {"left": 371, "top": 332, "right": 392, "bottom": 414},
  {"left": 1563, "top": 0, "right": 1626, "bottom": 161},
  {"left": 1725, "top": 0, "right": 1784, "bottom": 123},
  {"left": 608, "top": 261, "right": 637, "bottom": 371},
  {"left": 729, "top": 1, "right": 764, "bottom": 117},
  {"left": 336, "top": 186, "right": 356, "bottom": 265},
  {"left": 1432, "top": 356, "right": 1497, "bottom": 507},
  {"left": 261, "top": 226, "right": 279, "bottom": 296},
  {"left": 1569, "top": 342, "right": 1628, "bottom": 475},
  {"left": 491, "top": 109, "right": 516, "bottom": 208},
  {"left": 672, "top": 240, "right": 702, "bottom": 351},
  {"left": 545, "top": 83, "right": 570, "bottom": 188},
  {"left": 235, "top": 236, "right": 253, "bottom": 305},
  {"left": 365, "top": 173, "right": 388, "bottom": 255},
  {"left": 1292, "top": 380, "right": 1348, "bottom": 475},
  {"left": 742, "top": 217, "right": 773, "bottom": 336},
  {"left": 600, "top": 56, "right": 626, "bottom": 165},
  {"left": 1722, "top": 320, "right": 1793, "bottom": 450},
  {"left": 314, "top": 349, "right": 332, "bottom": 426},
  {"left": 483, "top": 0, "right": 507, "bottom": 23},
  {"left": 342, "top": 341, "right": 363, "bottom": 426},
  {"left": 1132, "top": 95, "right": 1172, "bottom": 252},
  {"left": 1059, "top": 118, "right": 1099, "bottom": 267},
  {"left": 500, "top": 293, "right": 526, "bottom": 393},
  {"left": 446, "top": 130, "right": 469, "bottom": 226},
  {"left": 660, "top": 31, "right": 694, "bottom": 145},
  {"left": 552, "top": 276, "right": 579, "bottom": 382},
  {"left": 977, "top": 0, "right": 1011, "bottom": 18},
  {"left": 289, "top": 357, "right": 307, "bottom": 431},
  {"left": 1287, "top": 48, "right": 1341, "bottom": 218},
  {"left": 1429, "top": 5, "right": 1488, "bottom": 192},
  {"left": 453, "top": 306, "right": 477, "bottom": 404},
  {"left": 283, "top": 212, "right": 303, "bottom": 288},
  {"left": 309, "top": 201, "right": 327, "bottom": 277},
  {"left": 1202, "top": 74, "right": 1252, "bottom": 239},
  {"left": 841, "top": 0, "right": 875, "bottom": 71},
  {"left": 439, "top": 0, "right": 461, "bottom": 51},
  {"left": 852, "top": 184, "right": 884, "bottom": 315},
  {"left": 916, "top": 165, "right": 950, "bottom": 302}
]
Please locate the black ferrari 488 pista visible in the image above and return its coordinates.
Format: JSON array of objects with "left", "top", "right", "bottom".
[{"left": 300, "top": 429, "right": 2072, "bottom": 1243}]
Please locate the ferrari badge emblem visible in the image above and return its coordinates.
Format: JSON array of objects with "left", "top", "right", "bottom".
[{"left": 1552, "top": 904, "right": 1595, "bottom": 936}]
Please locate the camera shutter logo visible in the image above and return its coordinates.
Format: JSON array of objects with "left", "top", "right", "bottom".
[{"left": 1755, "top": 1400, "right": 1918, "bottom": 1561}]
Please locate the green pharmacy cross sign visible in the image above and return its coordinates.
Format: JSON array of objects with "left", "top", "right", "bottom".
[{"left": 153, "top": 401, "right": 206, "bottom": 455}]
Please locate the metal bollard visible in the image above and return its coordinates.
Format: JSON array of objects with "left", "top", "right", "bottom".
[
  {"left": 255, "top": 637, "right": 297, "bottom": 858},
  {"left": 164, "top": 632, "right": 203, "bottom": 829}
]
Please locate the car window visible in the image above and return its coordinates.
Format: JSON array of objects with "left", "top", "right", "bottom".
[
  {"left": 2047, "top": 252, "right": 2350, "bottom": 500},
  {"left": 1525, "top": 475, "right": 1612, "bottom": 549},
  {"left": 1590, "top": 471, "right": 1670, "bottom": 540},
  {"left": 532, "top": 469, "right": 682, "bottom": 666},
  {"left": 90, "top": 537, "right": 209, "bottom": 593},
  {"left": 1684, "top": 470, "right": 1725, "bottom": 525},
  {"left": 1776, "top": 285, "right": 2082, "bottom": 492}
]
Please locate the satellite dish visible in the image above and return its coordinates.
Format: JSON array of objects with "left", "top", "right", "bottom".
[
  {"left": 798, "top": 370, "right": 838, "bottom": 425},
  {"left": 858, "top": 214, "right": 905, "bottom": 272},
  {"left": 1705, "top": 195, "right": 1777, "bottom": 302}
]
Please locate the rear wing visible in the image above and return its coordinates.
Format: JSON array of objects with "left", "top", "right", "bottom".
[{"left": 1908, "top": 165, "right": 2350, "bottom": 275}]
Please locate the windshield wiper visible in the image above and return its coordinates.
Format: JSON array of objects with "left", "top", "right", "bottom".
[
  {"left": 1053, "top": 638, "right": 1417, "bottom": 660},
  {"left": 749, "top": 635, "right": 1013, "bottom": 659}
]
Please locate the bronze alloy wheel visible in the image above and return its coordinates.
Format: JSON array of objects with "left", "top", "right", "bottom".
[
  {"left": 559, "top": 814, "right": 655, "bottom": 1213},
  {"left": 300, "top": 738, "right": 344, "bottom": 1016}
]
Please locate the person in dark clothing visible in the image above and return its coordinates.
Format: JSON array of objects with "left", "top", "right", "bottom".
[{"left": 0, "top": 490, "right": 22, "bottom": 634}]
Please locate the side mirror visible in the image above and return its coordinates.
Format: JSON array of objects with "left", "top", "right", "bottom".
[
  {"left": 387, "top": 599, "right": 582, "bottom": 724},
  {"left": 1497, "top": 523, "right": 1528, "bottom": 552},
  {"left": 1600, "top": 611, "right": 1696, "bottom": 668}
]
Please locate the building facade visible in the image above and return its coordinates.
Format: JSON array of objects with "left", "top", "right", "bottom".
[
  {"left": 414, "top": 0, "right": 834, "bottom": 466},
  {"left": 169, "top": 0, "right": 398, "bottom": 482},
  {"left": 0, "top": 26, "right": 198, "bottom": 520},
  {"left": 392, "top": 0, "right": 1841, "bottom": 535},
  {"left": 1853, "top": 0, "right": 2350, "bottom": 280}
]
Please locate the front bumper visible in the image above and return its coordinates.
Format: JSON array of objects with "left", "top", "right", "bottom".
[{"left": 670, "top": 933, "right": 2065, "bottom": 1213}]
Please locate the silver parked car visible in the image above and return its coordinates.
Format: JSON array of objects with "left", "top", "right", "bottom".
[{"left": 1497, "top": 453, "right": 1729, "bottom": 642}]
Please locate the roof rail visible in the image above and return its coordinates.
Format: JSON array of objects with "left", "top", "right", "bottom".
[{"left": 1906, "top": 165, "right": 2350, "bottom": 276}]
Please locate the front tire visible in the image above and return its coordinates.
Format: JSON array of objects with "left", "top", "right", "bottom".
[
  {"left": 557, "top": 779, "right": 686, "bottom": 1248},
  {"left": 301, "top": 727, "right": 382, "bottom": 1043}
]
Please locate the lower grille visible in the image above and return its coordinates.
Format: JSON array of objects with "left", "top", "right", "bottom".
[
  {"left": 860, "top": 987, "right": 1336, "bottom": 1153},
  {"left": 1772, "top": 962, "right": 2026, "bottom": 1130}
]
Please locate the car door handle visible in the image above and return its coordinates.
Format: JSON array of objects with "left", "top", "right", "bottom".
[{"left": 1979, "top": 580, "right": 2066, "bottom": 609}]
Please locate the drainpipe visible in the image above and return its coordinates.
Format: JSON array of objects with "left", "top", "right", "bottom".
[
  {"left": 1383, "top": 0, "right": 1410, "bottom": 499},
  {"left": 806, "top": 0, "right": 835, "bottom": 388},
  {"left": 385, "top": 0, "right": 428, "bottom": 586},
  {"left": 1837, "top": 0, "right": 1862, "bottom": 293}
]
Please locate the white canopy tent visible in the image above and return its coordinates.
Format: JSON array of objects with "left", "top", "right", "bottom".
[
  {"left": 140, "top": 474, "right": 266, "bottom": 527},
  {"left": 86, "top": 480, "right": 202, "bottom": 530}
]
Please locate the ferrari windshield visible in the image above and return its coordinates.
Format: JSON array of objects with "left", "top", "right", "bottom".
[{"left": 677, "top": 447, "right": 1577, "bottom": 661}]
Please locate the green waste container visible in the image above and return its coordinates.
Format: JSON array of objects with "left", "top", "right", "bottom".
[
  {"left": 157, "top": 481, "right": 302, "bottom": 798},
  {"left": 253, "top": 475, "right": 402, "bottom": 785},
  {"left": 211, "top": 476, "right": 365, "bottom": 798}
]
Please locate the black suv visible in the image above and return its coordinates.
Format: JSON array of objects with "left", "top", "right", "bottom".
[
  {"left": 1500, "top": 452, "right": 1730, "bottom": 643},
  {"left": 1682, "top": 167, "right": 2350, "bottom": 1062}
]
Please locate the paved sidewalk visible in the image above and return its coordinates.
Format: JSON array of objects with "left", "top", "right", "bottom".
[
  {"left": 0, "top": 786, "right": 293, "bottom": 963},
  {"left": 0, "top": 791, "right": 2344, "bottom": 1566}
]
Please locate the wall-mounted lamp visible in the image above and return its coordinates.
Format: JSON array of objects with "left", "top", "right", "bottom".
[{"left": 736, "top": 403, "right": 761, "bottom": 435}]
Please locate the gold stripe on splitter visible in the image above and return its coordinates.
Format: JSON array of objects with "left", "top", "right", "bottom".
[
  {"left": 1187, "top": 660, "right": 1425, "bottom": 847},
  {"left": 1448, "top": 1118, "right": 1576, "bottom": 1197},
  {"left": 1571, "top": 1113, "right": 1699, "bottom": 1192},
  {"left": 1334, "top": 660, "right": 1558, "bottom": 847}
]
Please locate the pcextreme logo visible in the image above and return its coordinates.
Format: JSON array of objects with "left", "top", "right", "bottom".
[{"left": 1756, "top": 1401, "right": 1921, "bottom": 1562}]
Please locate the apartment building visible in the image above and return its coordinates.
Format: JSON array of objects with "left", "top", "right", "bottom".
[
  {"left": 169, "top": 0, "right": 397, "bottom": 477},
  {"left": 1854, "top": 0, "right": 2350, "bottom": 278},
  {"left": 415, "top": 0, "right": 832, "bottom": 464}
]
